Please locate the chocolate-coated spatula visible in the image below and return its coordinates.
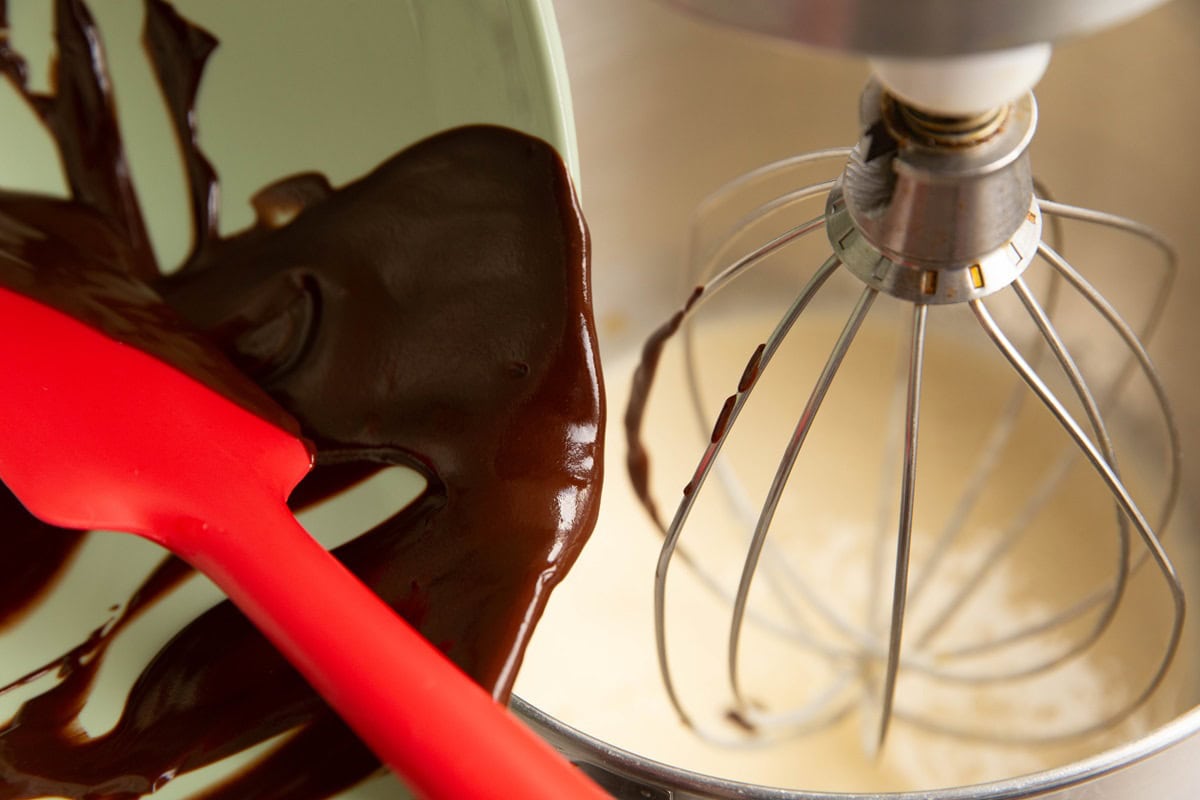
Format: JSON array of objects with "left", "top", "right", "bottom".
[{"left": 0, "top": 283, "right": 607, "bottom": 800}]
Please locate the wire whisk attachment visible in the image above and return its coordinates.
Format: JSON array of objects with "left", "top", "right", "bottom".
[{"left": 625, "top": 80, "right": 1183, "bottom": 754}]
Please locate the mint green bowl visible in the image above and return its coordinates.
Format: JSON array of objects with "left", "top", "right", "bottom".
[{"left": 0, "top": 2, "right": 577, "bottom": 797}]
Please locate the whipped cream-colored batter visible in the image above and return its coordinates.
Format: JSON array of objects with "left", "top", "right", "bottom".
[{"left": 516, "top": 299, "right": 1200, "bottom": 793}]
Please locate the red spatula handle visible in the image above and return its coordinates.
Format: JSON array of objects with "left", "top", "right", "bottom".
[{"left": 181, "top": 501, "right": 608, "bottom": 800}]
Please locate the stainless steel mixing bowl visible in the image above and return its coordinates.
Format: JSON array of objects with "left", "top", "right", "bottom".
[{"left": 522, "top": 0, "right": 1200, "bottom": 797}]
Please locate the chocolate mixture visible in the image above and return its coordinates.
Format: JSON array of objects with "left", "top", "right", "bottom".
[{"left": 0, "top": 1, "right": 604, "bottom": 797}]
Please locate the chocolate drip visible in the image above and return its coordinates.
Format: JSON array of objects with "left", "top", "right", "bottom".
[
  {"left": 624, "top": 285, "right": 704, "bottom": 529},
  {"left": 0, "top": 0, "right": 603, "bottom": 797},
  {"left": 0, "top": 488, "right": 84, "bottom": 631},
  {"left": 142, "top": 0, "right": 221, "bottom": 258},
  {"left": 0, "top": 0, "right": 158, "bottom": 280}
]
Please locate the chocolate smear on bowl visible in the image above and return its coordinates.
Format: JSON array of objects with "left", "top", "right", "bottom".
[{"left": 0, "top": 0, "right": 604, "bottom": 796}]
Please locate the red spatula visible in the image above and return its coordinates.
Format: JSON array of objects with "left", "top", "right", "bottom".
[{"left": 0, "top": 282, "right": 608, "bottom": 800}]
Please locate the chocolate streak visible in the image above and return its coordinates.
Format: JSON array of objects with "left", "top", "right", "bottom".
[
  {"left": 0, "top": 1, "right": 604, "bottom": 797},
  {"left": 624, "top": 285, "right": 704, "bottom": 529}
]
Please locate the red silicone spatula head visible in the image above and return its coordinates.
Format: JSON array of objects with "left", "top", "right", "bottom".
[
  {"left": 0, "top": 280, "right": 608, "bottom": 800},
  {"left": 0, "top": 284, "right": 310, "bottom": 544}
]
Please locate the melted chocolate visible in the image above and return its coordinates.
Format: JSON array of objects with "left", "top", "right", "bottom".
[
  {"left": 624, "top": 285, "right": 704, "bottom": 528},
  {"left": 0, "top": 1, "right": 603, "bottom": 797}
]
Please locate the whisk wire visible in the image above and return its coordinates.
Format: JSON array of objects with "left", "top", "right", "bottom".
[
  {"left": 653, "top": 253, "right": 842, "bottom": 737},
  {"left": 965, "top": 298, "right": 1185, "bottom": 739},
  {"left": 910, "top": 223, "right": 1178, "bottom": 663},
  {"left": 1037, "top": 238, "right": 1181, "bottom": 533},
  {"left": 956, "top": 276, "right": 1133, "bottom": 675},
  {"left": 899, "top": 188, "right": 1067, "bottom": 624},
  {"left": 875, "top": 303, "right": 927, "bottom": 749},
  {"left": 689, "top": 149, "right": 853, "bottom": 231},
  {"left": 729, "top": 285, "right": 879, "bottom": 713},
  {"left": 686, "top": 200, "right": 899, "bottom": 655}
]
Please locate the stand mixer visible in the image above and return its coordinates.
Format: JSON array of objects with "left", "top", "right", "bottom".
[{"left": 514, "top": 1, "right": 1200, "bottom": 798}]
